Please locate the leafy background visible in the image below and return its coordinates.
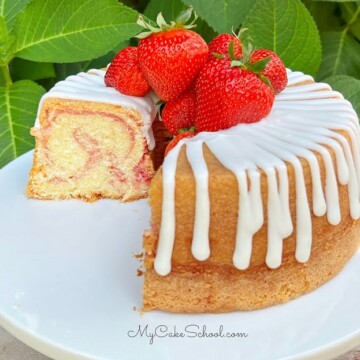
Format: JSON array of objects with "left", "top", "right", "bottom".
[{"left": 0, "top": 0, "right": 359, "bottom": 168}]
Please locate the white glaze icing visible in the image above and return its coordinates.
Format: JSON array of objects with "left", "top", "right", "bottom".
[
  {"left": 154, "top": 70, "right": 360, "bottom": 276},
  {"left": 34, "top": 69, "right": 157, "bottom": 150}
]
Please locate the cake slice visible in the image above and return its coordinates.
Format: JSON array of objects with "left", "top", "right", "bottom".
[
  {"left": 143, "top": 70, "right": 360, "bottom": 312},
  {"left": 27, "top": 69, "right": 157, "bottom": 202}
]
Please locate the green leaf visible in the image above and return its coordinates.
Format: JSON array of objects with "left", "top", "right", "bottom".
[
  {"left": 10, "top": 58, "right": 56, "bottom": 81},
  {"left": 144, "top": 0, "right": 186, "bottom": 21},
  {"left": 51, "top": 41, "right": 129, "bottom": 83},
  {"left": 340, "top": 3, "right": 360, "bottom": 40},
  {"left": 243, "top": 0, "right": 322, "bottom": 77},
  {"left": 248, "top": 57, "right": 271, "bottom": 72},
  {"left": 13, "top": 0, "right": 141, "bottom": 63},
  {"left": 0, "top": 15, "right": 14, "bottom": 65},
  {"left": 324, "top": 75, "right": 360, "bottom": 117},
  {"left": 302, "top": 0, "right": 342, "bottom": 32},
  {"left": 0, "top": 80, "right": 45, "bottom": 168},
  {"left": 194, "top": 17, "right": 218, "bottom": 42},
  {"left": 311, "top": 0, "right": 358, "bottom": 2},
  {"left": 181, "top": 0, "right": 255, "bottom": 33},
  {"left": 0, "top": 16, "right": 8, "bottom": 43},
  {"left": 317, "top": 32, "right": 360, "bottom": 80},
  {"left": 82, "top": 41, "right": 129, "bottom": 71},
  {"left": 54, "top": 63, "right": 86, "bottom": 82},
  {"left": 0, "top": 0, "right": 31, "bottom": 32}
]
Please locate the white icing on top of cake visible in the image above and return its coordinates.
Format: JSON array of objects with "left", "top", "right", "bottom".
[
  {"left": 34, "top": 69, "right": 157, "bottom": 150},
  {"left": 154, "top": 70, "right": 360, "bottom": 276}
]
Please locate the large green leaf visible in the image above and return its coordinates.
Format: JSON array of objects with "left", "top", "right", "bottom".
[
  {"left": 13, "top": 0, "right": 141, "bottom": 63},
  {"left": 0, "top": 15, "right": 15, "bottom": 65},
  {"left": 144, "top": 0, "right": 186, "bottom": 21},
  {"left": 0, "top": 0, "right": 31, "bottom": 31},
  {"left": 181, "top": 0, "right": 255, "bottom": 33},
  {"left": 312, "top": 0, "right": 358, "bottom": 2},
  {"left": 0, "top": 16, "right": 7, "bottom": 43},
  {"left": 0, "top": 80, "right": 45, "bottom": 168},
  {"left": 324, "top": 75, "right": 360, "bottom": 118},
  {"left": 302, "top": 0, "right": 342, "bottom": 32},
  {"left": 340, "top": 3, "right": 360, "bottom": 40},
  {"left": 317, "top": 32, "right": 360, "bottom": 80},
  {"left": 243, "top": 0, "right": 322, "bottom": 76}
]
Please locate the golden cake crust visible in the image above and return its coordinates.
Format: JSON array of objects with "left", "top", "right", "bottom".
[{"left": 143, "top": 131, "right": 360, "bottom": 312}]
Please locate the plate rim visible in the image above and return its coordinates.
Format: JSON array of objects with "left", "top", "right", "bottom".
[{"left": 1, "top": 308, "right": 359, "bottom": 360}]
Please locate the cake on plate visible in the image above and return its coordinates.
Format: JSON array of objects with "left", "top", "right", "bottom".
[
  {"left": 143, "top": 69, "right": 360, "bottom": 312},
  {"left": 27, "top": 69, "right": 157, "bottom": 202},
  {"left": 25, "top": 9, "right": 360, "bottom": 314}
]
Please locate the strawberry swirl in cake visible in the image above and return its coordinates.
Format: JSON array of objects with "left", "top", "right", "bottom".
[{"left": 27, "top": 69, "right": 157, "bottom": 201}]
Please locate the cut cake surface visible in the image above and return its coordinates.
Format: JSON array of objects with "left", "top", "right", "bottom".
[{"left": 27, "top": 69, "right": 157, "bottom": 202}]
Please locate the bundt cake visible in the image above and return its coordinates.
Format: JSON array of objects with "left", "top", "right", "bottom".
[{"left": 143, "top": 70, "right": 360, "bottom": 312}]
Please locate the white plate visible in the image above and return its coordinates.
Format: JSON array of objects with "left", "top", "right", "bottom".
[{"left": 0, "top": 151, "right": 359, "bottom": 360}]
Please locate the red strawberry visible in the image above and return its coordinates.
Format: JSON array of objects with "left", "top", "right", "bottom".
[
  {"left": 105, "top": 47, "right": 150, "bottom": 97},
  {"left": 195, "top": 59, "right": 274, "bottom": 132},
  {"left": 162, "top": 87, "right": 196, "bottom": 135},
  {"left": 137, "top": 9, "right": 208, "bottom": 101},
  {"left": 251, "top": 49, "right": 287, "bottom": 93},
  {"left": 165, "top": 131, "right": 196, "bottom": 156},
  {"left": 208, "top": 33, "right": 242, "bottom": 60}
]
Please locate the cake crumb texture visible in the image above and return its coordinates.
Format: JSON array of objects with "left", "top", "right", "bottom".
[{"left": 27, "top": 98, "right": 154, "bottom": 202}]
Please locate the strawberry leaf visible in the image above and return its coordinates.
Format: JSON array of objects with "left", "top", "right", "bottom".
[
  {"left": 259, "top": 75, "right": 272, "bottom": 89},
  {"left": 248, "top": 57, "right": 271, "bottom": 72},
  {"left": 12, "top": 0, "right": 141, "bottom": 63},
  {"left": 243, "top": 0, "right": 321, "bottom": 76},
  {"left": 176, "top": 7, "right": 193, "bottom": 24},
  {"left": 230, "top": 60, "right": 245, "bottom": 68},
  {"left": 212, "top": 52, "right": 225, "bottom": 60},
  {"left": 228, "top": 41, "right": 236, "bottom": 60},
  {"left": 0, "top": 80, "right": 45, "bottom": 168}
]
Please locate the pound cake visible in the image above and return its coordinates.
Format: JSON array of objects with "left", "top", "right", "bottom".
[
  {"left": 143, "top": 70, "right": 360, "bottom": 312},
  {"left": 27, "top": 69, "right": 157, "bottom": 201},
  {"left": 25, "top": 9, "right": 360, "bottom": 314}
]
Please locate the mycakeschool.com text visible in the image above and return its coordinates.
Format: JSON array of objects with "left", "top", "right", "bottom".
[{"left": 127, "top": 324, "right": 249, "bottom": 344}]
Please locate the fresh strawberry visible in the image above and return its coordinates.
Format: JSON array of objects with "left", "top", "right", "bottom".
[
  {"left": 195, "top": 59, "right": 274, "bottom": 132},
  {"left": 136, "top": 9, "right": 208, "bottom": 101},
  {"left": 162, "top": 87, "right": 196, "bottom": 135},
  {"left": 250, "top": 49, "right": 287, "bottom": 93},
  {"left": 105, "top": 47, "right": 150, "bottom": 97},
  {"left": 208, "top": 33, "right": 242, "bottom": 60},
  {"left": 165, "top": 131, "right": 196, "bottom": 156}
]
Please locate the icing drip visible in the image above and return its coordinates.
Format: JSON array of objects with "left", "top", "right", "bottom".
[
  {"left": 186, "top": 141, "right": 210, "bottom": 261},
  {"left": 34, "top": 69, "right": 157, "bottom": 150},
  {"left": 155, "top": 70, "right": 360, "bottom": 276}
]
